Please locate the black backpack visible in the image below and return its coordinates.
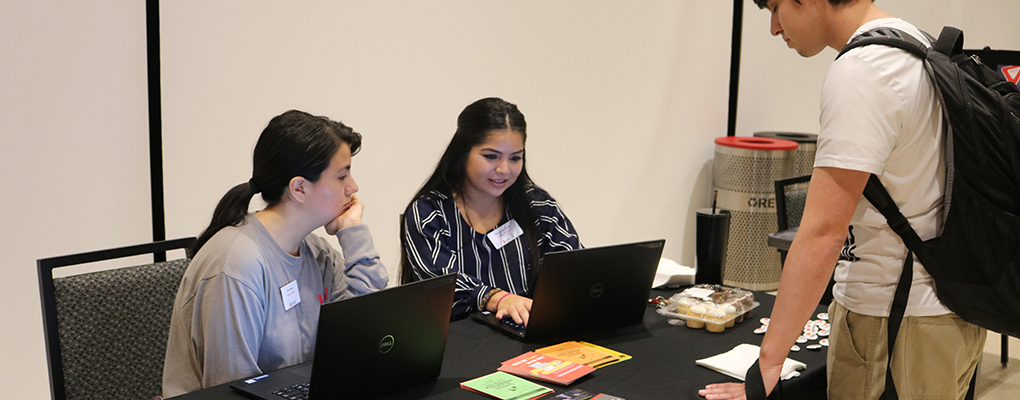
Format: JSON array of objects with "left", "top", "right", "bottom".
[
  {"left": 746, "top": 26, "right": 1020, "bottom": 400},
  {"left": 846, "top": 26, "right": 1020, "bottom": 400},
  {"left": 844, "top": 26, "right": 1020, "bottom": 334}
]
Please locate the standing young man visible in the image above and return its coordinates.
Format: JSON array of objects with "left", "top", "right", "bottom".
[{"left": 699, "top": 1, "right": 986, "bottom": 399}]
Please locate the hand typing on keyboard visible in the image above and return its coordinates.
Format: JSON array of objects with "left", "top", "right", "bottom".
[
  {"left": 501, "top": 317, "right": 526, "bottom": 329},
  {"left": 487, "top": 290, "right": 533, "bottom": 327}
]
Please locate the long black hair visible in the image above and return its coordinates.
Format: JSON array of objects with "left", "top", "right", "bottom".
[
  {"left": 400, "top": 97, "right": 541, "bottom": 283},
  {"left": 752, "top": 0, "right": 870, "bottom": 8},
  {"left": 192, "top": 109, "right": 362, "bottom": 255}
]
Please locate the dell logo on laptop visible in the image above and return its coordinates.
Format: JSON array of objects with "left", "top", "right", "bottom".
[
  {"left": 379, "top": 335, "right": 395, "bottom": 354},
  {"left": 590, "top": 283, "right": 605, "bottom": 298}
]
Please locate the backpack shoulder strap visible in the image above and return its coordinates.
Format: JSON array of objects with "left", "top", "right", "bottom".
[
  {"left": 861, "top": 175, "right": 928, "bottom": 251},
  {"left": 837, "top": 27, "right": 928, "bottom": 60},
  {"left": 744, "top": 359, "right": 785, "bottom": 400},
  {"left": 934, "top": 26, "right": 964, "bottom": 57},
  {"left": 861, "top": 174, "right": 930, "bottom": 400}
]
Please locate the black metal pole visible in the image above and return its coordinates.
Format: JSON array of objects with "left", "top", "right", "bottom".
[
  {"left": 146, "top": 0, "right": 166, "bottom": 262},
  {"left": 728, "top": 0, "right": 743, "bottom": 137}
]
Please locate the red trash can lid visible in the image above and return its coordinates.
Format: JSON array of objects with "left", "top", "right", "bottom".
[{"left": 715, "top": 136, "right": 799, "bottom": 150}]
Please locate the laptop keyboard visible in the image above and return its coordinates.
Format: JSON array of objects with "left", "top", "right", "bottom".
[
  {"left": 273, "top": 383, "right": 310, "bottom": 400},
  {"left": 501, "top": 317, "right": 526, "bottom": 330}
]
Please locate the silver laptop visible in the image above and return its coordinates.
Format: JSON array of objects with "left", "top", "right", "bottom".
[
  {"left": 471, "top": 239, "right": 665, "bottom": 341},
  {"left": 229, "top": 273, "right": 456, "bottom": 399}
]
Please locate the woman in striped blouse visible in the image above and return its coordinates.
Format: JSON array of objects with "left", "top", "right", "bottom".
[{"left": 401, "top": 97, "right": 581, "bottom": 325}]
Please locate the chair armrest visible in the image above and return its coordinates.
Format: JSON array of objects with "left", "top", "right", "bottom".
[{"left": 767, "top": 227, "right": 799, "bottom": 251}]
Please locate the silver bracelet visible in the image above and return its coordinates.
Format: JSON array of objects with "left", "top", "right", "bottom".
[{"left": 479, "top": 288, "right": 499, "bottom": 310}]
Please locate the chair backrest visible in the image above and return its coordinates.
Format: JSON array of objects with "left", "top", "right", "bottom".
[
  {"left": 37, "top": 237, "right": 195, "bottom": 400},
  {"left": 774, "top": 174, "right": 812, "bottom": 232},
  {"left": 398, "top": 212, "right": 415, "bottom": 285}
]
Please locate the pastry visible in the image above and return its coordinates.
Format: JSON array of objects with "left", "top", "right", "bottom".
[
  {"left": 706, "top": 308, "right": 727, "bottom": 333},
  {"left": 686, "top": 304, "right": 707, "bottom": 329},
  {"left": 723, "top": 305, "right": 737, "bottom": 328}
]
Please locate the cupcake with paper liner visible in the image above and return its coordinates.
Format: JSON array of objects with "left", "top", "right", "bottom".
[
  {"left": 686, "top": 304, "right": 707, "bottom": 329},
  {"left": 741, "top": 296, "right": 754, "bottom": 319},
  {"left": 676, "top": 296, "right": 697, "bottom": 316},
  {"left": 723, "top": 304, "right": 738, "bottom": 328},
  {"left": 733, "top": 306, "right": 745, "bottom": 323},
  {"left": 706, "top": 307, "right": 728, "bottom": 333},
  {"left": 733, "top": 290, "right": 754, "bottom": 319}
]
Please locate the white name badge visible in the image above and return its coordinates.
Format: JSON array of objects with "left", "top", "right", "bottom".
[
  {"left": 281, "top": 280, "right": 301, "bottom": 311},
  {"left": 487, "top": 219, "right": 524, "bottom": 249}
]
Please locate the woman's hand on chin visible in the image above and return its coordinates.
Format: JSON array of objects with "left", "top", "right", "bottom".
[{"left": 325, "top": 195, "right": 364, "bottom": 235}]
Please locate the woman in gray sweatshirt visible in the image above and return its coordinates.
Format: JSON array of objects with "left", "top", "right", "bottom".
[{"left": 162, "top": 110, "right": 389, "bottom": 397}]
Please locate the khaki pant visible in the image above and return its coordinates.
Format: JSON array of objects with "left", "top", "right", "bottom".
[{"left": 826, "top": 301, "right": 986, "bottom": 400}]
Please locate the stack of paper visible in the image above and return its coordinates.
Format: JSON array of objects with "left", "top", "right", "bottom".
[
  {"left": 695, "top": 343, "right": 806, "bottom": 381},
  {"left": 461, "top": 371, "right": 553, "bottom": 400},
  {"left": 498, "top": 352, "right": 596, "bottom": 385},
  {"left": 535, "top": 341, "right": 630, "bottom": 369},
  {"left": 462, "top": 341, "right": 633, "bottom": 399},
  {"left": 554, "top": 388, "right": 626, "bottom": 399},
  {"left": 651, "top": 258, "right": 696, "bottom": 288}
]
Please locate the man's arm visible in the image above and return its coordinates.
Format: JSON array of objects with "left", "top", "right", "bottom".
[
  {"left": 700, "top": 166, "right": 869, "bottom": 399},
  {"left": 759, "top": 167, "right": 868, "bottom": 390}
]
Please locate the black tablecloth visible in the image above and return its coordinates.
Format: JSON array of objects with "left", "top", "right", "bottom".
[{"left": 172, "top": 289, "right": 828, "bottom": 399}]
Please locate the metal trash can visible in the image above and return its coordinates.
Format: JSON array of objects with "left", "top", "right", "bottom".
[
  {"left": 753, "top": 131, "right": 818, "bottom": 177},
  {"left": 713, "top": 136, "right": 798, "bottom": 291}
]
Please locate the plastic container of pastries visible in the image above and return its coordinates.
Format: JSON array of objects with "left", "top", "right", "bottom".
[{"left": 656, "top": 284, "right": 759, "bottom": 332}]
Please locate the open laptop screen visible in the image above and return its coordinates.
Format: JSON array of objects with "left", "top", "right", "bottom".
[
  {"left": 472, "top": 239, "right": 664, "bottom": 341},
  {"left": 230, "top": 274, "right": 456, "bottom": 399}
]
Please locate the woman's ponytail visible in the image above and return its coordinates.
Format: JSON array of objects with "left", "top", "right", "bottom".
[{"left": 191, "top": 181, "right": 258, "bottom": 255}]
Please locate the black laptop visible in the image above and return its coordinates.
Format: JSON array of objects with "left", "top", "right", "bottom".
[
  {"left": 229, "top": 273, "right": 456, "bottom": 400},
  {"left": 470, "top": 239, "right": 665, "bottom": 341}
]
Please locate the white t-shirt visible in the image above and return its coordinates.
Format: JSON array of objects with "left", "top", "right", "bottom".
[{"left": 815, "top": 18, "right": 951, "bottom": 317}]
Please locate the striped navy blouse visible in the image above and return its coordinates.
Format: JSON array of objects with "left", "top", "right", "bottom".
[{"left": 402, "top": 186, "right": 582, "bottom": 318}]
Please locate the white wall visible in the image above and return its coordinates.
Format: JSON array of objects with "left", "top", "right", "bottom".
[
  {"left": 0, "top": 0, "right": 152, "bottom": 397},
  {"left": 735, "top": 0, "right": 1020, "bottom": 137},
  {"left": 4, "top": 1, "right": 1019, "bottom": 398},
  {"left": 3, "top": 1, "right": 735, "bottom": 397},
  {"left": 159, "top": 0, "right": 736, "bottom": 285}
]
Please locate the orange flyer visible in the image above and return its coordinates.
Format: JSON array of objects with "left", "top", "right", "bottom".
[
  {"left": 534, "top": 341, "right": 620, "bottom": 368},
  {"left": 498, "top": 351, "right": 596, "bottom": 385}
]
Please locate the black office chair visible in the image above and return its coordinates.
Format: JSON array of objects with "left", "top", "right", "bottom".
[
  {"left": 37, "top": 237, "right": 195, "bottom": 400},
  {"left": 398, "top": 213, "right": 416, "bottom": 285},
  {"left": 768, "top": 174, "right": 811, "bottom": 265},
  {"left": 767, "top": 174, "right": 836, "bottom": 306}
]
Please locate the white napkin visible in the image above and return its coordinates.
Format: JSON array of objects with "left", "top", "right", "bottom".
[
  {"left": 695, "top": 343, "right": 806, "bottom": 381},
  {"left": 651, "top": 258, "right": 696, "bottom": 289}
]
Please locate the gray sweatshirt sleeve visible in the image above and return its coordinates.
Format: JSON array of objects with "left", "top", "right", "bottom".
[
  {"left": 162, "top": 273, "right": 265, "bottom": 397},
  {"left": 328, "top": 224, "right": 389, "bottom": 300},
  {"left": 195, "top": 274, "right": 266, "bottom": 387}
]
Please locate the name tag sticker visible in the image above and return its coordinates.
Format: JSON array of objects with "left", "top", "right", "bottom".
[
  {"left": 487, "top": 219, "right": 524, "bottom": 249},
  {"left": 281, "top": 280, "right": 301, "bottom": 311}
]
